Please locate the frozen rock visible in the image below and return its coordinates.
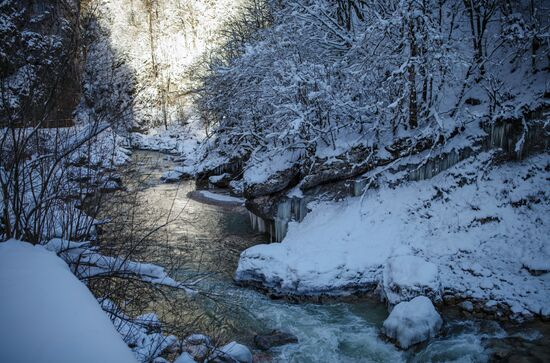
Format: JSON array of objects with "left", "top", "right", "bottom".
[
  {"left": 382, "top": 296, "right": 443, "bottom": 349},
  {"left": 382, "top": 255, "right": 441, "bottom": 305},
  {"left": 228, "top": 179, "right": 244, "bottom": 195},
  {"left": 215, "top": 342, "right": 253, "bottom": 363},
  {"left": 183, "top": 334, "right": 212, "bottom": 361},
  {"left": 173, "top": 352, "right": 196, "bottom": 363},
  {"left": 460, "top": 301, "right": 474, "bottom": 312},
  {"left": 161, "top": 169, "right": 184, "bottom": 183},
  {"left": 208, "top": 173, "right": 232, "bottom": 188}
]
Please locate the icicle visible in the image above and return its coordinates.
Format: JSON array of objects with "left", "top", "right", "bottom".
[
  {"left": 353, "top": 179, "right": 368, "bottom": 196},
  {"left": 248, "top": 211, "right": 266, "bottom": 233}
]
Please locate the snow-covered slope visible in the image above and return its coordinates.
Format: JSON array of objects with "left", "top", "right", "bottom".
[
  {"left": 0, "top": 240, "right": 137, "bottom": 363},
  {"left": 236, "top": 153, "right": 550, "bottom": 320},
  {"left": 197, "top": 0, "right": 550, "bottom": 197}
]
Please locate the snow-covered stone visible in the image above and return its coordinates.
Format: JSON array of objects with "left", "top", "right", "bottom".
[
  {"left": 382, "top": 296, "right": 443, "bottom": 349},
  {"left": 382, "top": 255, "right": 441, "bottom": 305},
  {"left": 460, "top": 301, "right": 474, "bottom": 312},
  {"left": 215, "top": 342, "right": 253, "bottom": 363},
  {"left": 173, "top": 352, "right": 196, "bottom": 363},
  {"left": 182, "top": 334, "right": 212, "bottom": 361},
  {"left": 228, "top": 180, "right": 244, "bottom": 195},
  {"left": 208, "top": 173, "right": 232, "bottom": 187}
]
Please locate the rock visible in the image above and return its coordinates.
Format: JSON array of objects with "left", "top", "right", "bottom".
[
  {"left": 244, "top": 165, "right": 300, "bottom": 198},
  {"left": 382, "top": 296, "right": 443, "bottom": 349},
  {"left": 183, "top": 334, "right": 212, "bottom": 361},
  {"left": 464, "top": 97, "right": 482, "bottom": 106},
  {"left": 209, "top": 173, "right": 232, "bottom": 188},
  {"left": 300, "top": 145, "right": 375, "bottom": 190},
  {"left": 460, "top": 301, "right": 474, "bottom": 312},
  {"left": 161, "top": 169, "right": 184, "bottom": 183},
  {"left": 228, "top": 179, "right": 244, "bottom": 196},
  {"left": 214, "top": 342, "right": 253, "bottom": 363},
  {"left": 382, "top": 255, "right": 441, "bottom": 305},
  {"left": 185, "top": 334, "right": 212, "bottom": 345},
  {"left": 173, "top": 352, "right": 196, "bottom": 363},
  {"left": 254, "top": 330, "right": 298, "bottom": 350}
]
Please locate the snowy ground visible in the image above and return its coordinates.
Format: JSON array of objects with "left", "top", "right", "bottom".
[
  {"left": 236, "top": 152, "right": 550, "bottom": 320},
  {"left": 0, "top": 240, "right": 137, "bottom": 363},
  {"left": 130, "top": 117, "right": 205, "bottom": 157}
]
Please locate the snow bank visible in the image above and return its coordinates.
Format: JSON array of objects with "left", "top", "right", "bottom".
[
  {"left": 44, "top": 238, "right": 196, "bottom": 295},
  {"left": 100, "top": 300, "right": 178, "bottom": 362},
  {"left": 0, "top": 240, "right": 137, "bottom": 363},
  {"left": 382, "top": 256, "right": 441, "bottom": 305},
  {"left": 382, "top": 296, "right": 443, "bottom": 349},
  {"left": 236, "top": 154, "right": 550, "bottom": 318}
]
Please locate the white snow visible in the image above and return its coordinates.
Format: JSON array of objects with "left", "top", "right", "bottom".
[
  {"left": 209, "top": 173, "right": 230, "bottom": 183},
  {"left": 215, "top": 342, "right": 253, "bottom": 363},
  {"left": 236, "top": 153, "right": 550, "bottom": 318},
  {"left": 0, "top": 240, "right": 137, "bottom": 363},
  {"left": 382, "top": 296, "right": 443, "bottom": 349},
  {"left": 173, "top": 352, "right": 196, "bottom": 363},
  {"left": 44, "top": 238, "right": 196, "bottom": 295},
  {"left": 382, "top": 255, "right": 441, "bottom": 305},
  {"left": 243, "top": 149, "right": 300, "bottom": 185},
  {"left": 100, "top": 300, "right": 178, "bottom": 362},
  {"left": 198, "top": 190, "right": 244, "bottom": 204}
]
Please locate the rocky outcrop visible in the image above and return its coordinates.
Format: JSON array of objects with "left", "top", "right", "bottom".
[{"left": 243, "top": 164, "right": 300, "bottom": 199}]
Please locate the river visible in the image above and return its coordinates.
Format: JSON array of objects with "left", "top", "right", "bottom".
[{"left": 121, "top": 150, "right": 548, "bottom": 363}]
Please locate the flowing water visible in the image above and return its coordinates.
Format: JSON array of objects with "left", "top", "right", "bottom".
[{"left": 123, "top": 150, "right": 548, "bottom": 363}]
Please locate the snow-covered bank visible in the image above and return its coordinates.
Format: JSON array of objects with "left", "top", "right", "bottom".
[
  {"left": 130, "top": 122, "right": 204, "bottom": 157},
  {"left": 0, "top": 240, "right": 137, "bottom": 363},
  {"left": 236, "top": 153, "right": 550, "bottom": 320},
  {"left": 192, "top": 190, "right": 245, "bottom": 206}
]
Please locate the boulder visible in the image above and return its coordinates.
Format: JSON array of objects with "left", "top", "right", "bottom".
[
  {"left": 382, "top": 296, "right": 443, "bottom": 349},
  {"left": 213, "top": 342, "right": 253, "bottom": 363},
  {"left": 254, "top": 330, "right": 298, "bottom": 350},
  {"left": 182, "top": 334, "right": 212, "bottom": 362},
  {"left": 173, "top": 353, "right": 196, "bottom": 363}
]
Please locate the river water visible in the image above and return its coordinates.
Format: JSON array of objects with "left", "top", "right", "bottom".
[{"left": 123, "top": 151, "right": 548, "bottom": 363}]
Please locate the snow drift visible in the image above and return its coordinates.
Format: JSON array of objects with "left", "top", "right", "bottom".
[{"left": 0, "top": 240, "right": 137, "bottom": 363}]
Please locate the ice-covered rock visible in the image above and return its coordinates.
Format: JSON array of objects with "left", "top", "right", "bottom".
[
  {"left": 243, "top": 150, "right": 301, "bottom": 198},
  {"left": 208, "top": 173, "right": 232, "bottom": 188},
  {"left": 382, "top": 296, "right": 443, "bottom": 349},
  {"left": 215, "top": 342, "right": 253, "bottom": 363},
  {"left": 228, "top": 179, "right": 244, "bottom": 195},
  {"left": 382, "top": 255, "right": 441, "bottom": 305},
  {"left": 173, "top": 352, "right": 196, "bottom": 363}
]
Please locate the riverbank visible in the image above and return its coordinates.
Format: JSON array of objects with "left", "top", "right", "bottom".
[
  {"left": 102, "top": 150, "right": 550, "bottom": 362},
  {"left": 235, "top": 152, "right": 550, "bottom": 323}
]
